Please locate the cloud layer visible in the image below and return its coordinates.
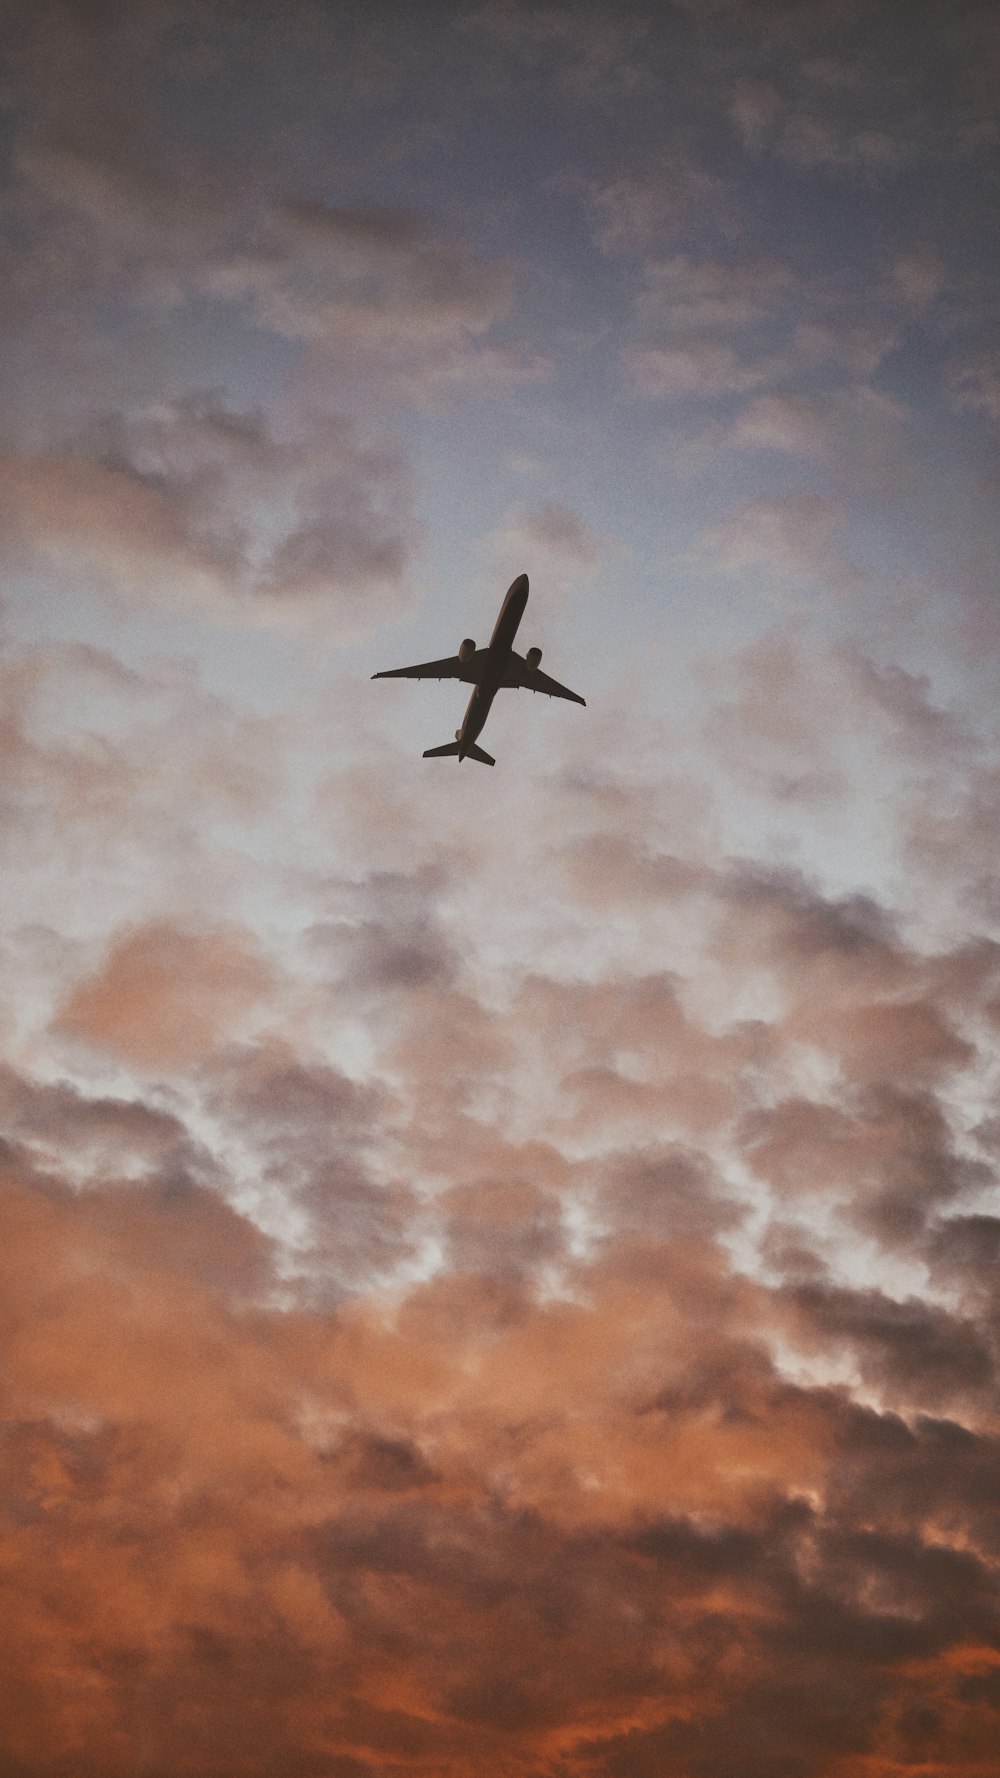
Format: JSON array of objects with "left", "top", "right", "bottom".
[
  {"left": 2, "top": 1, "right": 999, "bottom": 1774},
  {"left": 3, "top": 635, "right": 999, "bottom": 1773}
]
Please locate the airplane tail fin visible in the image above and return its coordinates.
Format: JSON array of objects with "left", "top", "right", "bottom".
[{"left": 422, "top": 741, "right": 495, "bottom": 766}]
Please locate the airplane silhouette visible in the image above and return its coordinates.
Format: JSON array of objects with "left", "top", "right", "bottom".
[{"left": 372, "top": 574, "right": 585, "bottom": 765}]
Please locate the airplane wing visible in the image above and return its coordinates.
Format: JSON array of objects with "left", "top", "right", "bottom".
[
  {"left": 503, "top": 652, "right": 586, "bottom": 705},
  {"left": 372, "top": 654, "right": 478, "bottom": 683}
]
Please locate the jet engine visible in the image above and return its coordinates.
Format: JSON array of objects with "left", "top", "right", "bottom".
[
  {"left": 525, "top": 646, "right": 542, "bottom": 670},
  {"left": 458, "top": 638, "right": 476, "bottom": 662}
]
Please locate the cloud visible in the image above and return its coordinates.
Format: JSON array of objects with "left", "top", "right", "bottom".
[
  {"left": 0, "top": 638, "right": 284, "bottom": 928},
  {"left": 579, "top": 160, "right": 737, "bottom": 255},
  {"left": 781, "top": 1278, "right": 995, "bottom": 1413},
  {"left": 945, "top": 351, "right": 1000, "bottom": 426},
  {"left": 214, "top": 199, "right": 513, "bottom": 373},
  {"left": 3, "top": 779, "right": 1000, "bottom": 1771},
  {"left": 4, "top": 114, "right": 517, "bottom": 397},
  {"left": 0, "top": 1, "right": 529, "bottom": 496},
  {"left": 722, "top": 0, "right": 1000, "bottom": 179},
  {"left": 623, "top": 253, "right": 899, "bottom": 402},
  {"left": 202, "top": 1039, "right": 418, "bottom": 1297},
  {"left": 0, "top": 402, "right": 418, "bottom": 632},
  {"left": 905, "top": 762, "right": 1000, "bottom": 920},
  {"left": 54, "top": 919, "right": 277, "bottom": 1069},
  {"left": 460, "top": 2, "right": 656, "bottom": 105},
  {"left": 701, "top": 633, "right": 847, "bottom": 803},
  {"left": 0, "top": 1062, "right": 210, "bottom": 1186},
  {"left": 718, "top": 385, "right": 913, "bottom": 497},
  {"left": 309, "top": 865, "right": 461, "bottom": 997},
  {"left": 1, "top": 3, "right": 1000, "bottom": 1773},
  {"left": 695, "top": 491, "right": 855, "bottom": 599},
  {"left": 6, "top": 1087, "right": 996, "bottom": 1776},
  {"left": 696, "top": 634, "right": 973, "bottom": 819},
  {"left": 890, "top": 247, "right": 946, "bottom": 316},
  {"left": 483, "top": 502, "right": 607, "bottom": 606}
]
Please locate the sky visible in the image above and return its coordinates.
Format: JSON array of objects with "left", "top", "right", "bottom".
[{"left": 1, "top": 1, "right": 1000, "bottom": 1773}]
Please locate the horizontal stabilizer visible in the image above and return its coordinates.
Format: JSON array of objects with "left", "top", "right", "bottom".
[{"left": 422, "top": 741, "right": 495, "bottom": 765}]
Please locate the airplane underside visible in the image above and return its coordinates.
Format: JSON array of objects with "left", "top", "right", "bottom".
[{"left": 372, "top": 573, "right": 584, "bottom": 763}]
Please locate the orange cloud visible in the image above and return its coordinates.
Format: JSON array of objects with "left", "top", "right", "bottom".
[
  {"left": 56, "top": 920, "right": 276, "bottom": 1069},
  {"left": 3, "top": 1113, "right": 997, "bottom": 1778}
]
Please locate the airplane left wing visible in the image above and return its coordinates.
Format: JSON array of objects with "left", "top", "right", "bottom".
[
  {"left": 503, "top": 652, "right": 586, "bottom": 705},
  {"left": 372, "top": 654, "right": 473, "bottom": 682}
]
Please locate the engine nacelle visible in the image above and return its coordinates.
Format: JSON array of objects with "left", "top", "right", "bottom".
[
  {"left": 525, "top": 646, "right": 542, "bottom": 671},
  {"left": 458, "top": 638, "right": 476, "bottom": 662}
]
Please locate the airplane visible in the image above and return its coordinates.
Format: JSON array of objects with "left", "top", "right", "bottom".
[{"left": 372, "top": 573, "right": 585, "bottom": 765}]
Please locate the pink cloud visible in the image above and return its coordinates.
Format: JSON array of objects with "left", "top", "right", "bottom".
[{"left": 55, "top": 919, "right": 276, "bottom": 1069}]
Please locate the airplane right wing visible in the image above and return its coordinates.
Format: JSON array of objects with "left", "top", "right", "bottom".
[
  {"left": 372, "top": 654, "right": 480, "bottom": 683},
  {"left": 503, "top": 652, "right": 586, "bottom": 705}
]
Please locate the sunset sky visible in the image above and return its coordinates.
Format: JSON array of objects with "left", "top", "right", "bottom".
[{"left": 2, "top": 2, "right": 1000, "bottom": 1774}]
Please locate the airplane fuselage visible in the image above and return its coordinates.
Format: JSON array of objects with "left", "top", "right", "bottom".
[
  {"left": 372, "top": 568, "right": 583, "bottom": 764},
  {"left": 456, "top": 572, "right": 528, "bottom": 759}
]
